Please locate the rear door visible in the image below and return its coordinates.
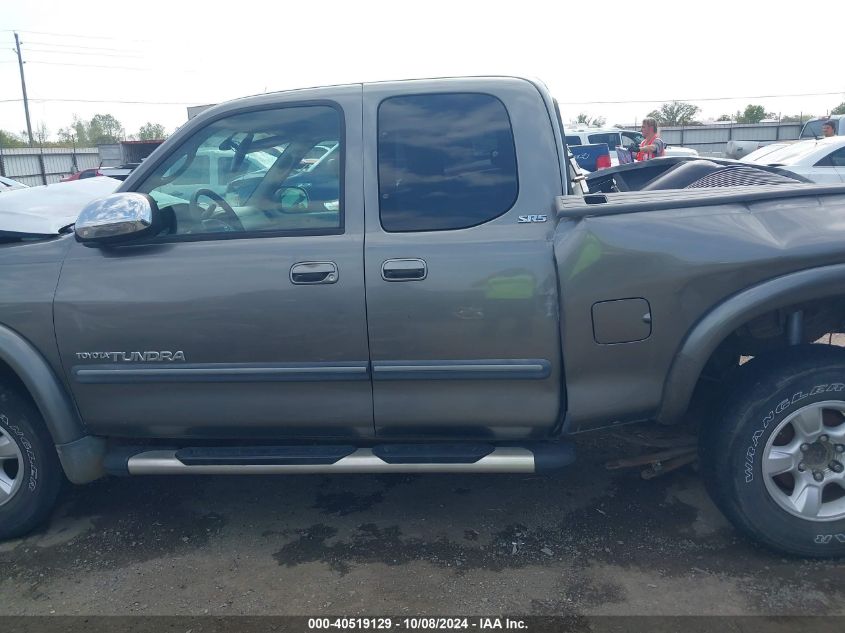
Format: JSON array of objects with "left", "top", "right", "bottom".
[{"left": 362, "top": 79, "right": 564, "bottom": 440}]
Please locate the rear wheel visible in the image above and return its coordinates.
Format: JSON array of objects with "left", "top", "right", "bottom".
[
  {"left": 701, "top": 345, "right": 845, "bottom": 557},
  {"left": 0, "top": 383, "right": 62, "bottom": 541}
]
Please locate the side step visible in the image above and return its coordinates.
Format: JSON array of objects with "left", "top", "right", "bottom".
[{"left": 106, "top": 443, "right": 575, "bottom": 475}]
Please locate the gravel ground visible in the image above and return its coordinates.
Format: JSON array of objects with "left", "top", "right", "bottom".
[{"left": 0, "top": 430, "right": 843, "bottom": 618}]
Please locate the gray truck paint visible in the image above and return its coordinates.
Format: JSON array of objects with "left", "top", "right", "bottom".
[
  {"left": 2, "top": 76, "right": 845, "bottom": 481},
  {"left": 555, "top": 189, "right": 845, "bottom": 431},
  {"left": 362, "top": 79, "right": 564, "bottom": 438},
  {"left": 54, "top": 85, "right": 372, "bottom": 439},
  {"left": 659, "top": 262, "right": 845, "bottom": 424}
]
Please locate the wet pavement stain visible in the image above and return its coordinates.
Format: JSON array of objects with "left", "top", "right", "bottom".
[
  {"left": 373, "top": 473, "right": 419, "bottom": 490},
  {"left": 0, "top": 476, "right": 227, "bottom": 583},
  {"left": 273, "top": 522, "right": 577, "bottom": 576},
  {"left": 313, "top": 491, "right": 385, "bottom": 516},
  {"left": 2, "top": 432, "right": 844, "bottom": 615},
  {"left": 530, "top": 580, "right": 627, "bottom": 614},
  {"left": 266, "top": 464, "right": 845, "bottom": 613}
]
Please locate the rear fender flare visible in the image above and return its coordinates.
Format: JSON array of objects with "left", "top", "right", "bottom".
[{"left": 658, "top": 263, "right": 845, "bottom": 425}]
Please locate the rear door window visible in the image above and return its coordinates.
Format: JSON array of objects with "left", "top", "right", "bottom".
[
  {"left": 565, "top": 135, "right": 583, "bottom": 146},
  {"left": 816, "top": 147, "right": 845, "bottom": 167},
  {"left": 377, "top": 93, "right": 519, "bottom": 232}
]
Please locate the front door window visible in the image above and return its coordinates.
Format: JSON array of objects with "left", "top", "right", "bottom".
[{"left": 136, "top": 106, "right": 342, "bottom": 237}]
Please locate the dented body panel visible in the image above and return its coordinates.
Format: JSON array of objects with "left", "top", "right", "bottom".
[{"left": 556, "top": 190, "right": 845, "bottom": 431}]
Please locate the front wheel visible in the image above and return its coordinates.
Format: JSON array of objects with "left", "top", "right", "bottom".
[
  {"left": 701, "top": 345, "right": 845, "bottom": 557},
  {"left": 0, "top": 382, "right": 62, "bottom": 541}
]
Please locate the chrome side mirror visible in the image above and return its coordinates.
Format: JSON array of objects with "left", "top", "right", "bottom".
[{"left": 75, "top": 193, "right": 160, "bottom": 244}]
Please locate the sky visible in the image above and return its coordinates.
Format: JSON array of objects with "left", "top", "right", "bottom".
[{"left": 1, "top": 0, "right": 843, "bottom": 143}]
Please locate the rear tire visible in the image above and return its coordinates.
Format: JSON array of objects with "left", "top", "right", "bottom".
[
  {"left": 701, "top": 345, "right": 845, "bottom": 557},
  {"left": 0, "top": 382, "right": 62, "bottom": 541}
]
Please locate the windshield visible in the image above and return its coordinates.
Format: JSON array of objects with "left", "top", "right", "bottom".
[{"left": 801, "top": 120, "right": 826, "bottom": 139}]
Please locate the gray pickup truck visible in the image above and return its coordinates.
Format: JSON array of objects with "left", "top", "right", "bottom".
[{"left": 3, "top": 77, "right": 845, "bottom": 557}]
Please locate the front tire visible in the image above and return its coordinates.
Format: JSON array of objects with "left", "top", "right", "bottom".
[
  {"left": 701, "top": 345, "right": 845, "bottom": 557},
  {"left": 0, "top": 382, "right": 62, "bottom": 541}
]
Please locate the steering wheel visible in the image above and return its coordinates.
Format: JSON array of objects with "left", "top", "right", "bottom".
[{"left": 189, "top": 188, "right": 244, "bottom": 232}]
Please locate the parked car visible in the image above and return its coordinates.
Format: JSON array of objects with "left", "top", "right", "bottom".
[
  {"left": 0, "top": 176, "right": 28, "bottom": 192},
  {"left": 99, "top": 164, "right": 141, "bottom": 182},
  {"left": 727, "top": 116, "right": 845, "bottom": 160},
  {"left": 0, "top": 177, "right": 119, "bottom": 236},
  {"left": 62, "top": 164, "right": 140, "bottom": 183},
  {"left": 3, "top": 77, "right": 845, "bottom": 559},
  {"left": 564, "top": 126, "right": 699, "bottom": 167},
  {"left": 152, "top": 148, "right": 277, "bottom": 204},
  {"left": 61, "top": 168, "right": 103, "bottom": 182},
  {"left": 156, "top": 141, "right": 341, "bottom": 210},
  {"left": 738, "top": 142, "right": 791, "bottom": 164},
  {"left": 741, "top": 137, "right": 845, "bottom": 184}
]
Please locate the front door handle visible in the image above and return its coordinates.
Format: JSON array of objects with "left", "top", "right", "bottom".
[
  {"left": 382, "top": 258, "right": 427, "bottom": 281},
  {"left": 290, "top": 261, "right": 338, "bottom": 284}
]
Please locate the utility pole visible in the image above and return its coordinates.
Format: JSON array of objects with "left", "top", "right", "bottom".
[{"left": 14, "top": 32, "right": 34, "bottom": 147}]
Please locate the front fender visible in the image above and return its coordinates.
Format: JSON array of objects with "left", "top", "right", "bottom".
[
  {"left": 658, "top": 263, "right": 845, "bottom": 425},
  {"left": 0, "top": 323, "right": 104, "bottom": 483}
]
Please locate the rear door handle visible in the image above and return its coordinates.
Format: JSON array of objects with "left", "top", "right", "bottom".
[
  {"left": 290, "top": 261, "right": 338, "bottom": 284},
  {"left": 382, "top": 258, "right": 427, "bottom": 281}
]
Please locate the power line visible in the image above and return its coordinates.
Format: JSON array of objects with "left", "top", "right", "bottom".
[
  {"left": 558, "top": 91, "right": 845, "bottom": 105},
  {"left": 1, "top": 29, "right": 151, "bottom": 43},
  {"left": 25, "top": 60, "right": 154, "bottom": 71},
  {"left": 25, "top": 47, "right": 144, "bottom": 59},
  {"left": 8, "top": 58, "right": 205, "bottom": 75},
  {"left": 23, "top": 40, "right": 143, "bottom": 53},
  {"left": 0, "top": 97, "right": 201, "bottom": 105}
]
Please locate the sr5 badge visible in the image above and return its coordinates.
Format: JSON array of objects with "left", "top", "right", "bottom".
[{"left": 517, "top": 214, "right": 548, "bottom": 223}]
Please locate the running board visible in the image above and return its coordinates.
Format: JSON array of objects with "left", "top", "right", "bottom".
[{"left": 111, "top": 443, "right": 575, "bottom": 475}]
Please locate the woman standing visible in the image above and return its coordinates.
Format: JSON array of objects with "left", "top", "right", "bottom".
[{"left": 636, "top": 118, "right": 666, "bottom": 161}]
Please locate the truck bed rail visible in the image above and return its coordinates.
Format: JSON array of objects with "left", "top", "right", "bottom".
[{"left": 556, "top": 183, "right": 845, "bottom": 219}]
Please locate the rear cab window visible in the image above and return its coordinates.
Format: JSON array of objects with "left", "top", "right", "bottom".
[{"left": 377, "top": 93, "right": 519, "bottom": 232}]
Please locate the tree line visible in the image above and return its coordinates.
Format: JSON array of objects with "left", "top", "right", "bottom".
[
  {"left": 0, "top": 114, "right": 168, "bottom": 148},
  {"left": 572, "top": 101, "right": 845, "bottom": 128}
]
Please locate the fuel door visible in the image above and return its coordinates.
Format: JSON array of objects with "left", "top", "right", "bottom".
[{"left": 591, "top": 298, "right": 652, "bottom": 344}]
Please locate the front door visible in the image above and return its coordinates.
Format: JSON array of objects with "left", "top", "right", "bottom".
[{"left": 55, "top": 89, "right": 373, "bottom": 439}]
